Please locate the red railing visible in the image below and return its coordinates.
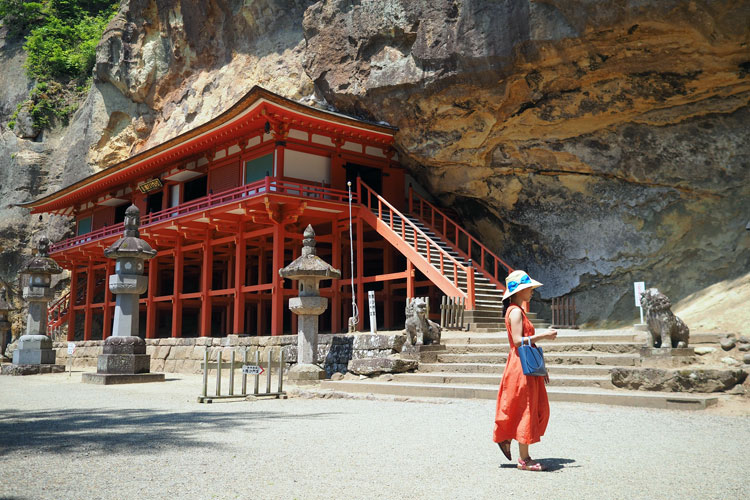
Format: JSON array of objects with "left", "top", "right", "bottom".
[
  {"left": 47, "top": 290, "right": 70, "bottom": 337},
  {"left": 358, "top": 178, "right": 475, "bottom": 309},
  {"left": 408, "top": 187, "right": 513, "bottom": 290},
  {"left": 51, "top": 177, "right": 355, "bottom": 253}
]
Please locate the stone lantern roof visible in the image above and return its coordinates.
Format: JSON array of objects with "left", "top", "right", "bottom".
[
  {"left": 21, "top": 237, "right": 62, "bottom": 276},
  {"left": 104, "top": 205, "right": 157, "bottom": 260},
  {"left": 279, "top": 225, "right": 342, "bottom": 281}
]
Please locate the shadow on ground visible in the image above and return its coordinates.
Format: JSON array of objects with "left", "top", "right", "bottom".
[
  {"left": 0, "top": 408, "right": 337, "bottom": 457},
  {"left": 499, "top": 457, "right": 577, "bottom": 472}
]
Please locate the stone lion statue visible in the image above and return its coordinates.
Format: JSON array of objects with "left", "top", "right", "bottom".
[
  {"left": 404, "top": 298, "right": 441, "bottom": 346},
  {"left": 640, "top": 288, "right": 689, "bottom": 348}
]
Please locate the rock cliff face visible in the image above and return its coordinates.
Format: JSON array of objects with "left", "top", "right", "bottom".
[
  {"left": 1, "top": 0, "right": 748, "bottom": 327},
  {"left": 302, "top": 0, "right": 750, "bottom": 323}
]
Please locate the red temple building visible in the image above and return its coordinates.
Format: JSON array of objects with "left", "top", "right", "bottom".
[{"left": 22, "top": 87, "right": 513, "bottom": 340}]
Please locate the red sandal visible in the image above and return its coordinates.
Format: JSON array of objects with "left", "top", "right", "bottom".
[{"left": 517, "top": 457, "right": 546, "bottom": 471}]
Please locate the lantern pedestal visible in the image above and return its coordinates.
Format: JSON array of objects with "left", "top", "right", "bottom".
[
  {"left": 12, "top": 335, "right": 56, "bottom": 365},
  {"left": 82, "top": 335, "right": 165, "bottom": 385}
]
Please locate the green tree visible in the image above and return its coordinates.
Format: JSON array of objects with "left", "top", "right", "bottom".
[
  {"left": 0, "top": 0, "right": 47, "bottom": 38},
  {"left": 0, "top": 0, "right": 119, "bottom": 131}
]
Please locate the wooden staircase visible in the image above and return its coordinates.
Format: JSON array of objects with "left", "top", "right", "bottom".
[{"left": 357, "top": 179, "right": 546, "bottom": 330}]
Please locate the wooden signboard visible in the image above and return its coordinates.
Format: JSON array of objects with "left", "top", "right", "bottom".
[{"left": 137, "top": 179, "right": 163, "bottom": 194}]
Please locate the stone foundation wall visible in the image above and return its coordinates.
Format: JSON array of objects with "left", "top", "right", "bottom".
[{"left": 53, "top": 333, "right": 405, "bottom": 376}]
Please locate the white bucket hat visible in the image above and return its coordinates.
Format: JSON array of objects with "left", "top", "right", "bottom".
[{"left": 502, "top": 270, "right": 543, "bottom": 300}]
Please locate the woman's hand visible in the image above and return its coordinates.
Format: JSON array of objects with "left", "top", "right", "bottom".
[{"left": 538, "top": 328, "right": 558, "bottom": 341}]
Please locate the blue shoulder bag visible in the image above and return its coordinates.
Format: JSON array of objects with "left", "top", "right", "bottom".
[{"left": 518, "top": 337, "right": 547, "bottom": 376}]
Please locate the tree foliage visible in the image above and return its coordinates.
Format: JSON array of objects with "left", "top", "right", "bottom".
[{"left": 0, "top": 0, "right": 119, "bottom": 130}]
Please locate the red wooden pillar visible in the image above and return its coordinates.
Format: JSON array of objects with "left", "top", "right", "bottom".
[
  {"left": 275, "top": 141, "right": 286, "bottom": 179},
  {"left": 331, "top": 220, "right": 342, "bottom": 333},
  {"left": 102, "top": 261, "right": 114, "bottom": 339},
  {"left": 67, "top": 265, "right": 78, "bottom": 341},
  {"left": 233, "top": 235, "right": 246, "bottom": 334},
  {"left": 83, "top": 262, "right": 94, "bottom": 340},
  {"left": 257, "top": 243, "right": 265, "bottom": 335},
  {"left": 406, "top": 261, "right": 415, "bottom": 299},
  {"left": 330, "top": 153, "right": 345, "bottom": 190},
  {"left": 383, "top": 247, "right": 393, "bottom": 329},
  {"left": 171, "top": 241, "right": 183, "bottom": 338},
  {"left": 271, "top": 223, "right": 285, "bottom": 335},
  {"left": 200, "top": 238, "right": 213, "bottom": 337},
  {"left": 356, "top": 216, "right": 365, "bottom": 331},
  {"left": 146, "top": 257, "right": 158, "bottom": 338},
  {"left": 290, "top": 241, "right": 300, "bottom": 335}
]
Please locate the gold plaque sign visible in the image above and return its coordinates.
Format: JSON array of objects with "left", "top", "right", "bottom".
[{"left": 137, "top": 178, "right": 163, "bottom": 194}]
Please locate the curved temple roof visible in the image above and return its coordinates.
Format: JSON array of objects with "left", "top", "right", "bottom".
[{"left": 21, "top": 86, "right": 398, "bottom": 215}]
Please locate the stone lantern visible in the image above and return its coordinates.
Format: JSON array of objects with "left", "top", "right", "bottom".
[
  {"left": 0, "top": 285, "right": 13, "bottom": 360},
  {"left": 82, "top": 205, "right": 164, "bottom": 384},
  {"left": 279, "top": 225, "right": 341, "bottom": 381},
  {"left": 13, "top": 236, "right": 63, "bottom": 368}
]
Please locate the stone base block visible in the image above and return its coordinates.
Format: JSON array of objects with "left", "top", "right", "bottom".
[
  {"left": 97, "top": 354, "right": 151, "bottom": 374},
  {"left": 640, "top": 347, "right": 695, "bottom": 357},
  {"left": 633, "top": 323, "right": 648, "bottom": 331},
  {"left": 639, "top": 347, "right": 695, "bottom": 367},
  {"left": 82, "top": 372, "right": 165, "bottom": 385},
  {"left": 288, "top": 363, "right": 325, "bottom": 383},
  {"left": 612, "top": 367, "right": 747, "bottom": 393},
  {"left": 1, "top": 364, "right": 65, "bottom": 376},
  {"left": 347, "top": 356, "right": 418, "bottom": 376},
  {"left": 13, "top": 348, "right": 56, "bottom": 365},
  {"left": 103, "top": 336, "right": 146, "bottom": 354}
]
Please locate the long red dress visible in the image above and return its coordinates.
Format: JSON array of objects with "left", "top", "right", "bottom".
[{"left": 492, "top": 303, "right": 550, "bottom": 445}]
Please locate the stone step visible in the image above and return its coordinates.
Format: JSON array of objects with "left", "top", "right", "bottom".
[
  {"left": 691, "top": 332, "right": 721, "bottom": 344},
  {"left": 436, "top": 352, "right": 640, "bottom": 366},
  {"left": 440, "top": 332, "right": 641, "bottom": 344},
  {"left": 319, "top": 380, "right": 718, "bottom": 409},
  {"left": 417, "top": 362, "right": 617, "bottom": 376},
  {"left": 468, "top": 324, "right": 551, "bottom": 333},
  {"left": 391, "top": 372, "right": 614, "bottom": 389},
  {"left": 468, "top": 323, "right": 505, "bottom": 330},
  {"left": 464, "top": 309, "right": 502, "bottom": 315},
  {"left": 443, "top": 342, "right": 642, "bottom": 354}
]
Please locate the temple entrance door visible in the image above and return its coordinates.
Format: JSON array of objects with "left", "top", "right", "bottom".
[{"left": 345, "top": 163, "right": 382, "bottom": 195}]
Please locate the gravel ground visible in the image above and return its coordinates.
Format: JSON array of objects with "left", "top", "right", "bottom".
[{"left": 1, "top": 370, "right": 748, "bottom": 500}]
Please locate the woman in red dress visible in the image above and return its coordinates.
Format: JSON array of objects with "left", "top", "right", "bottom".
[{"left": 492, "top": 270, "right": 557, "bottom": 471}]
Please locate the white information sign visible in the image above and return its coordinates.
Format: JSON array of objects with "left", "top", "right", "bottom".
[
  {"left": 67, "top": 342, "right": 76, "bottom": 377},
  {"left": 633, "top": 282, "right": 646, "bottom": 307},
  {"left": 242, "top": 365, "right": 264, "bottom": 375},
  {"left": 633, "top": 281, "right": 646, "bottom": 324},
  {"left": 368, "top": 290, "right": 377, "bottom": 334}
]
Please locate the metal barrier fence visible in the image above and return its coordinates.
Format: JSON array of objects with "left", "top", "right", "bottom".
[
  {"left": 440, "top": 296, "right": 465, "bottom": 329},
  {"left": 551, "top": 296, "right": 578, "bottom": 329},
  {"left": 198, "top": 348, "right": 286, "bottom": 403}
]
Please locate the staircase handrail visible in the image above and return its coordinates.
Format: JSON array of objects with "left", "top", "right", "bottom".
[
  {"left": 408, "top": 186, "right": 513, "bottom": 290},
  {"left": 357, "top": 178, "right": 475, "bottom": 308},
  {"left": 49, "top": 290, "right": 70, "bottom": 311},
  {"left": 47, "top": 290, "right": 70, "bottom": 331}
]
